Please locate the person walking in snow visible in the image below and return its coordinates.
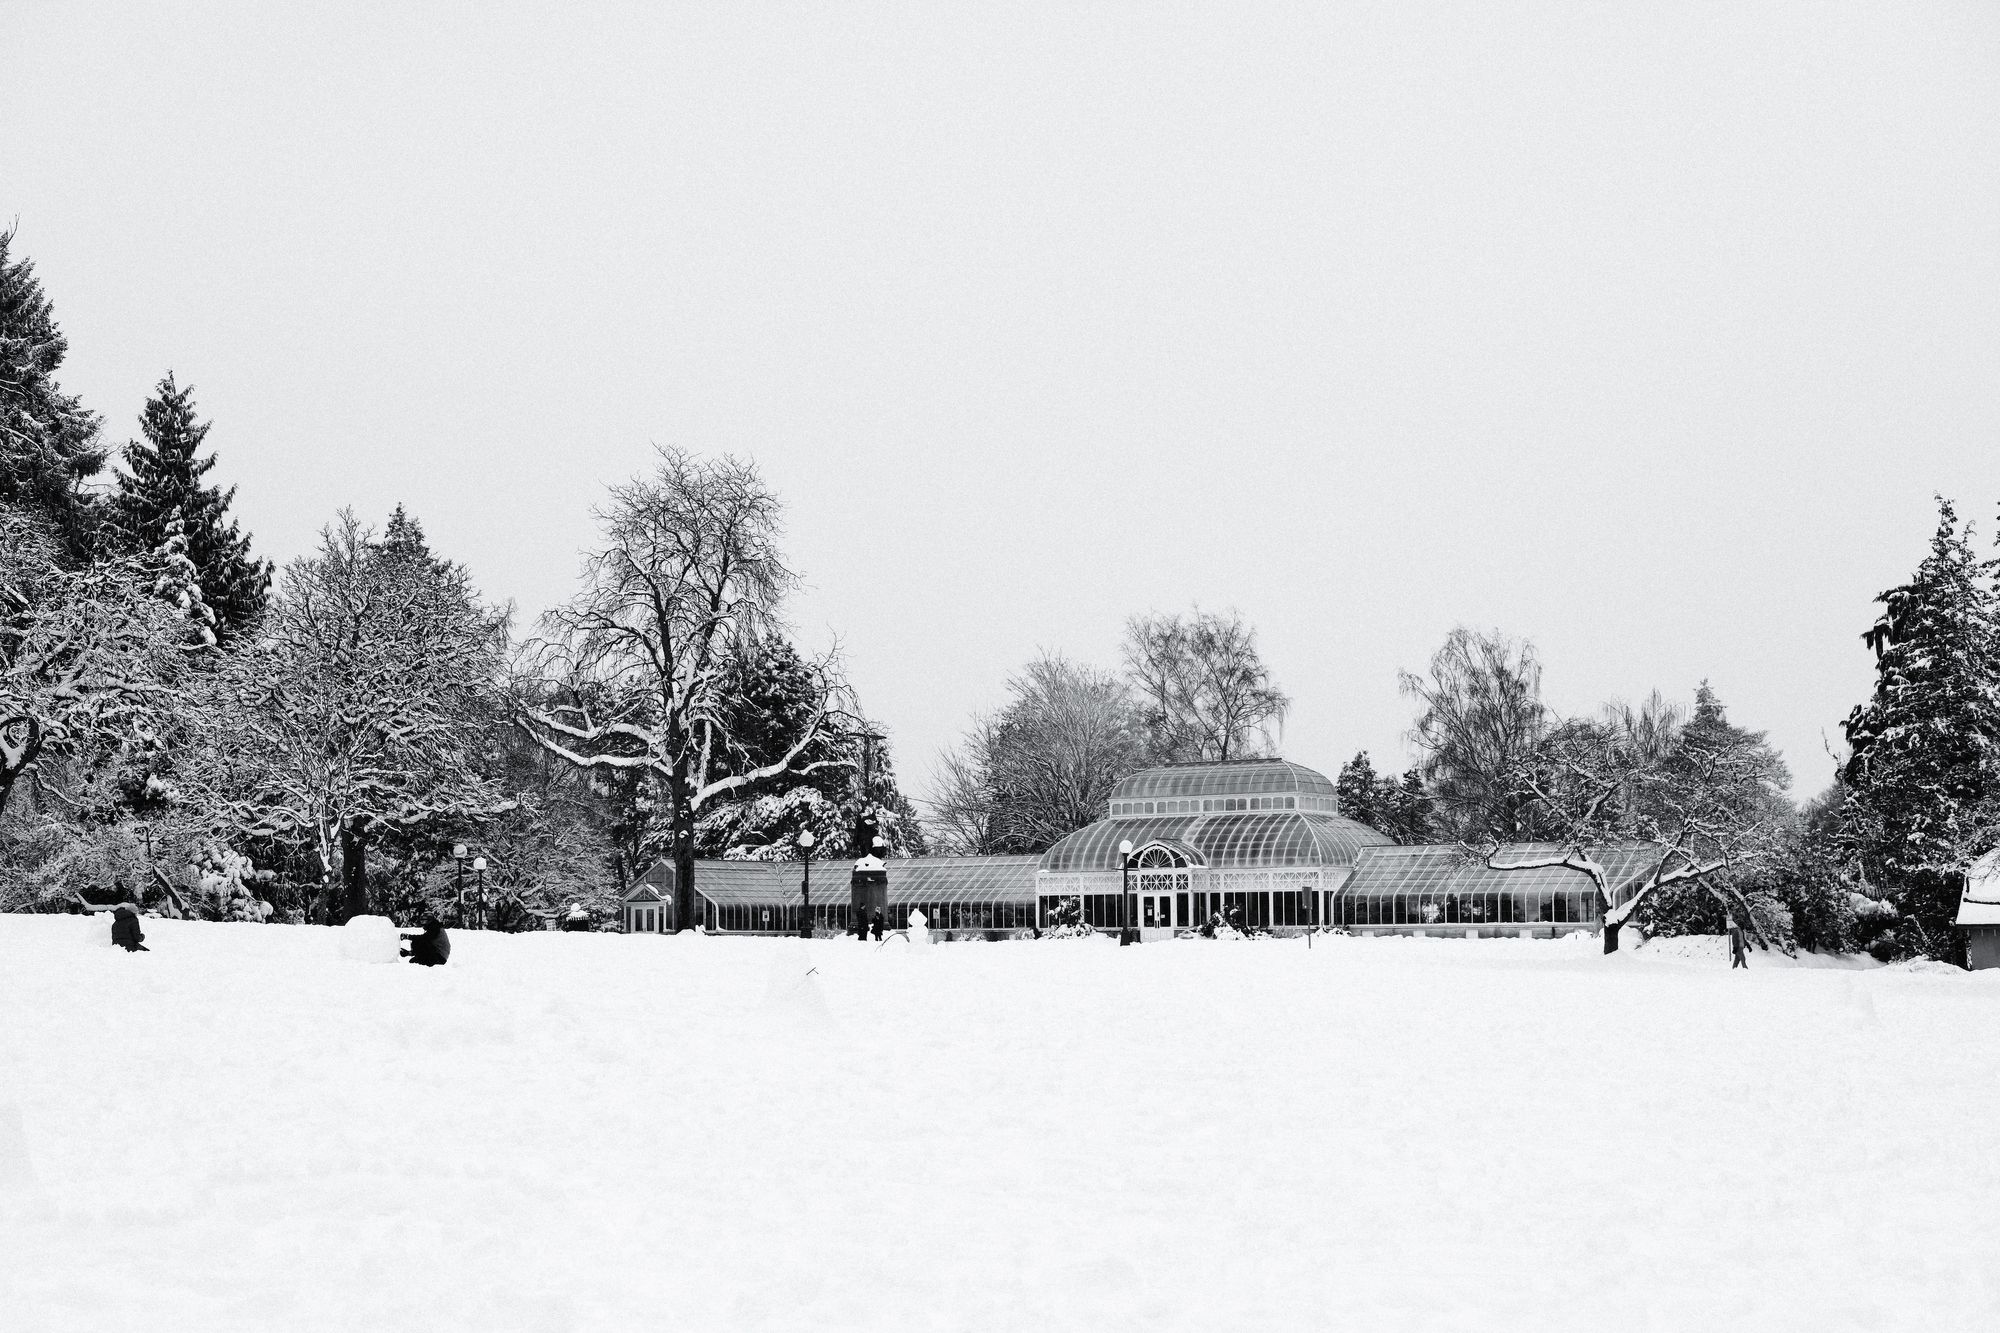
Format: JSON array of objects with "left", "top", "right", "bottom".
[
  {"left": 869, "top": 909, "right": 884, "bottom": 942},
  {"left": 1727, "top": 916, "right": 1749, "bottom": 969},
  {"left": 111, "top": 903, "right": 148, "bottom": 952},
  {"left": 407, "top": 914, "right": 451, "bottom": 967}
]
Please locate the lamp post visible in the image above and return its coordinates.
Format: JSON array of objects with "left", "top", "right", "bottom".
[
  {"left": 452, "top": 843, "right": 469, "bottom": 926},
  {"left": 471, "top": 856, "right": 487, "bottom": 930},
  {"left": 1118, "top": 838, "right": 1134, "bottom": 946},
  {"left": 797, "top": 828, "right": 816, "bottom": 938}
]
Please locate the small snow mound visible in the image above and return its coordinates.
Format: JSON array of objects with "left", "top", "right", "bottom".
[
  {"left": 761, "top": 939, "right": 830, "bottom": 1021},
  {"left": 79, "top": 912, "right": 115, "bottom": 948},
  {"left": 1839, "top": 977, "right": 1879, "bottom": 1026},
  {"left": 337, "top": 915, "right": 403, "bottom": 965},
  {"left": 1886, "top": 957, "right": 1963, "bottom": 975},
  {"left": 1627, "top": 934, "right": 1728, "bottom": 965},
  {"left": 0, "top": 1104, "right": 38, "bottom": 1188}
]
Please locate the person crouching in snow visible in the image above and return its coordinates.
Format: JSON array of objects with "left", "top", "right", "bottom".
[
  {"left": 407, "top": 915, "right": 451, "bottom": 967},
  {"left": 111, "top": 903, "right": 148, "bottom": 952}
]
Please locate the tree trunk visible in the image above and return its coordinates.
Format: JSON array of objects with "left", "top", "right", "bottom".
[
  {"left": 1603, "top": 918, "right": 1621, "bottom": 954},
  {"left": 338, "top": 819, "right": 370, "bottom": 924},
  {"left": 0, "top": 714, "right": 44, "bottom": 822},
  {"left": 671, "top": 762, "right": 696, "bottom": 933}
]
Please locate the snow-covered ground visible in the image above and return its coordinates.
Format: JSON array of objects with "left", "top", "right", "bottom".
[{"left": 2, "top": 917, "right": 1996, "bottom": 1331}]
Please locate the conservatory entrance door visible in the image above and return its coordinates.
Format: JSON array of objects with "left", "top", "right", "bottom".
[{"left": 1135, "top": 871, "right": 1189, "bottom": 928}]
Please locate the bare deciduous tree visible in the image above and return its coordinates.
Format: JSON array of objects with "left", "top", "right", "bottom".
[
  {"left": 515, "top": 447, "right": 847, "bottom": 931},
  {"left": 1400, "top": 627, "right": 1549, "bottom": 841},
  {"left": 186, "top": 511, "right": 511, "bottom": 922},
  {"left": 928, "top": 654, "right": 1145, "bottom": 854},
  {"left": 1122, "top": 607, "right": 1289, "bottom": 763}
]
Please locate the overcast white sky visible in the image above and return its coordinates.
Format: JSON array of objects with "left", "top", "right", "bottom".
[{"left": 7, "top": 2, "right": 1998, "bottom": 802}]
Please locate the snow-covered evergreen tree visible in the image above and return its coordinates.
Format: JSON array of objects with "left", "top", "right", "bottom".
[
  {"left": 1839, "top": 498, "right": 2000, "bottom": 960},
  {"left": 146, "top": 511, "right": 219, "bottom": 649},
  {"left": 693, "top": 635, "right": 925, "bottom": 860},
  {"left": 0, "top": 227, "right": 106, "bottom": 559},
  {"left": 1379, "top": 768, "right": 1438, "bottom": 844},
  {"left": 1335, "top": 751, "right": 1434, "bottom": 843},
  {"left": 1334, "top": 751, "right": 1384, "bottom": 826},
  {"left": 111, "top": 373, "right": 271, "bottom": 640}
]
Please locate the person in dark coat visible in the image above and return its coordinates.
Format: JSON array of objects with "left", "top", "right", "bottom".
[
  {"left": 869, "top": 909, "right": 884, "bottom": 942},
  {"left": 111, "top": 903, "right": 148, "bottom": 952},
  {"left": 407, "top": 915, "right": 451, "bottom": 967},
  {"left": 1727, "top": 916, "right": 1749, "bottom": 969}
]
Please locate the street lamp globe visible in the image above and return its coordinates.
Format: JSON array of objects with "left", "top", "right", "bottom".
[
  {"left": 471, "top": 857, "right": 486, "bottom": 872},
  {"left": 452, "top": 843, "right": 468, "bottom": 860},
  {"left": 1118, "top": 839, "right": 1133, "bottom": 859},
  {"left": 797, "top": 829, "right": 816, "bottom": 850}
]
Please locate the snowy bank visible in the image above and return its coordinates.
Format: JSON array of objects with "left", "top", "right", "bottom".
[{"left": 1, "top": 916, "right": 1995, "bottom": 1331}]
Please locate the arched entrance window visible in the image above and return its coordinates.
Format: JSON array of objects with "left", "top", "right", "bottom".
[{"left": 1127, "top": 841, "right": 1199, "bottom": 927}]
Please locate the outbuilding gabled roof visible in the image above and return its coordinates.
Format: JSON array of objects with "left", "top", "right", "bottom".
[{"left": 1957, "top": 848, "right": 2000, "bottom": 927}]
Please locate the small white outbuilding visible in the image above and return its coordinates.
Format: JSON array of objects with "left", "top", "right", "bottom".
[{"left": 1956, "top": 849, "right": 2000, "bottom": 970}]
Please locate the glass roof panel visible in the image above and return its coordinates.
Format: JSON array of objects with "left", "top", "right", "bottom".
[
  {"left": 1038, "top": 812, "right": 1390, "bottom": 873},
  {"left": 1344, "top": 842, "right": 1662, "bottom": 900},
  {"left": 1110, "top": 759, "right": 1338, "bottom": 802},
  {"left": 684, "top": 856, "right": 1043, "bottom": 906}
]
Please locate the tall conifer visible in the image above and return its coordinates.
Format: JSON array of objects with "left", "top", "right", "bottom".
[
  {"left": 0, "top": 227, "right": 106, "bottom": 558},
  {"left": 113, "top": 373, "right": 271, "bottom": 640},
  {"left": 1840, "top": 498, "right": 2000, "bottom": 958}
]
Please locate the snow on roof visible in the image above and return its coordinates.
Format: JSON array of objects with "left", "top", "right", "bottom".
[{"left": 1956, "top": 848, "right": 2000, "bottom": 927}]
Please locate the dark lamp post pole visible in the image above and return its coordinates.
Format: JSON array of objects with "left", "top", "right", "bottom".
[
  {"left": 1118, "top": 838, "right": 1134, "bottom": 947},
  {"left": 452, "top": 843, "right": 469, "bottom": 927},
  {"left": 798, "top": 828, "right": 816, "bottom": 938}
]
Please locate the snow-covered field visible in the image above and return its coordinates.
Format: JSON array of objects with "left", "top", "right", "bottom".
[{"left": 2, "top": 916, "right": 1996, "bottom": 1331}]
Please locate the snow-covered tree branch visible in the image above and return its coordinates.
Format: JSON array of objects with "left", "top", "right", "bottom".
[{"left": 1483, "top": 685, "right": 1790, "bottom": 953}]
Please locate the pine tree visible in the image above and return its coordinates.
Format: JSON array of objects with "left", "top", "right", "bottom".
[
  {"left": 1379, "top": 768, "right": 1438, "bottom": 844},
  {"left": 379, "top": 503, "right": 434, "bottom": 564},
  {"left": 112, "top": 373, "right": 271, "bottom": 640},
  {"left": 1840, "top": 498, "right": 2000, "bottom": 960},
  {"left": 0, "top": 227, "right": 106, "bottom": 558},
  {"left": 1334, "top": 751, "right": 1384, "bottom": 827}
]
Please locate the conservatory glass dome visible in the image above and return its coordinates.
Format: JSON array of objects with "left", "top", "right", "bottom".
[{"left": 1039, "top": 759, "right": 1389, "bottom": 874}]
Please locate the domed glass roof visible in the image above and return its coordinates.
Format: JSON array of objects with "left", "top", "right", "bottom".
[
  {"left": 1110, "top": 759, "right": 1337, "bottom": 803},
  {"left": 1038, "top": 810, "right": 1390, "bottom": 874}
]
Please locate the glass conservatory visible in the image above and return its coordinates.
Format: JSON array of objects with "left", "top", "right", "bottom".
[
  {"left": 621, "top": 758, "right": 1653, "bottom": 941},
  {"left": 1035, "top": 759, "right": 1392, "bottom": 932}
]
